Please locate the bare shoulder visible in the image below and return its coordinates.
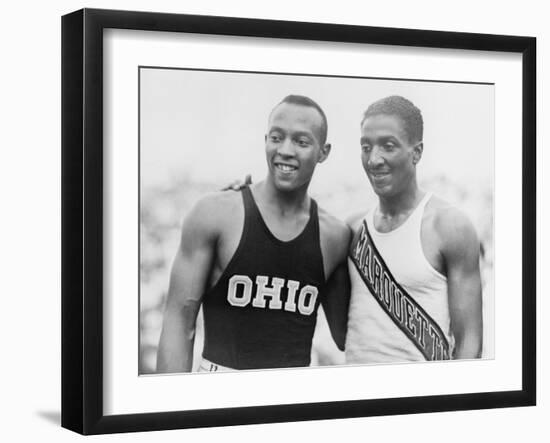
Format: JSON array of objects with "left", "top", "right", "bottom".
[
  {"left": 183, "top": 190, "right": 243, "bottom": 235},
  {"left": 195, "top": 189, "right": 242, "bottom": 212},
  {"left": 317, "top": 206, "right": 352, "bottom": 259},
  {"left": 426, "top": 195, "right": 479, "bottom": 252}
]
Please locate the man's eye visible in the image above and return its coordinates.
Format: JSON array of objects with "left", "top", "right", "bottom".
[
  {"left": 384, "top": 142, "right": 396, "bottom": 150},
  {"left": 296, "top": 139, "right": 310, "bottom": 147},
  {"left": 270, "top": 134, "right": 282, "bottom": 142},
  {"left": 361, "top": 144, "right": 372, "bottom": 152}
]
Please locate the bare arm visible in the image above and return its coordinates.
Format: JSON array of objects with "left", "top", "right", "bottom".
[
  {"left": 321, "top": 260, "right": 350, "bottom": 351},
  {"left": 439, "top": 210, "right": 483, "bottom": 359},
  {"left": 156, "top": 198, "right": 218, "bottom": 373},
  {"left": 319, "top": 215, "right": 352, "bottom": 352}
]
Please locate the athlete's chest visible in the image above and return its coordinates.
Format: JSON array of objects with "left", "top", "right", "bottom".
[
  {"left": 211, "top": 211, "right": 324, "bottom": 289},
  {"left": 373, "top": 211, "right": 412, "bottom": 233},
  {"left": 352, "top": 211, "right": 445, "bottom": 278},
  {"left": 211, "top": 215, "right": 324, "bottom": 316}
]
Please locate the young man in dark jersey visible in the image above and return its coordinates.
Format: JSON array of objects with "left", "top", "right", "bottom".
[
  {"left": 345, "top": 95, "right": 483, "bottom": 363},
  {"left": 156, "top": 95, "right": 351, "bottom": 372}
]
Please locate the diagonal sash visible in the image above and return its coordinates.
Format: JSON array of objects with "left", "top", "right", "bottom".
[{"left": 350, "top": 220, "right": 451, "bottom": 361}]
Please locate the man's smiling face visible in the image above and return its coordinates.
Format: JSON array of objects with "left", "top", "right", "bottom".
[
  {"left": 265, "top": 102, "right": 329, "bottom": 192},
  {"left": 360, "top": 113, "right": 421, "bottom": 198}
]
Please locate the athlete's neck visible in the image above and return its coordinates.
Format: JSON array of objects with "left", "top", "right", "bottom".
[
  {"left": 377, "top": 181, "right": 424, "bottom": 217},
  {"left": 255, "top": 180, "right": 310, "bottom": 216}
]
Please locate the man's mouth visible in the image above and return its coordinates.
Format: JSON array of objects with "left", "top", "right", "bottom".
[
  {"left": 369, "top": 170, "right": 390, "bottom": 179},
  {"left": 275, "top": 163, "right": 298, "bottom": 173}
]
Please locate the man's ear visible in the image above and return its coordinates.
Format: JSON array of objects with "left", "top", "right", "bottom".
[
  {"left": 412, "top": 142, "right": 423, "bottom": 165},
  {"left": 318, "top": 143, "right": 331, "bottom": 163}
]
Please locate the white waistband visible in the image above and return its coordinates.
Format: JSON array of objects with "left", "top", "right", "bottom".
[{"left": 198, "top": 357, "right": 234, "bottom": 372}]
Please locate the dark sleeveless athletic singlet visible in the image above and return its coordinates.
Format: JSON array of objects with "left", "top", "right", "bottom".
[{"left": 201, "top": 186, "right": 326, "bottom": 369}]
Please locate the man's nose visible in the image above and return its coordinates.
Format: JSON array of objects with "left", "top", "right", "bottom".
[
  {"left": 277, "top": 138, "right": 296, "bottom": 156},
  {"left": 368, "top": 145, "right": 385, "bottom": 166}
]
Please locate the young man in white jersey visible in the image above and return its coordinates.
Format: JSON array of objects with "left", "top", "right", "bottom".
[{"left": 345, "top": 95, "right": 483, "bottom": 363}]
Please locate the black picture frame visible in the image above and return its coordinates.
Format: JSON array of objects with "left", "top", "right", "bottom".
[{"left": 61, "top": 8, "right": 536, "bottom": 435}]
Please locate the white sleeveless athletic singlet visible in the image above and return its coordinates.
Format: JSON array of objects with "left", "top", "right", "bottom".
[{"left": 345, "top": 192, "right": 454, "bottom": 363}]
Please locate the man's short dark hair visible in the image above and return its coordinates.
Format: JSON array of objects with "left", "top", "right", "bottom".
[
  {"left": 273, "top": 95, "right": 328, "bottom": 145},
  {"left": 361, "top": 95, "right": 423, "bottom": 144}
]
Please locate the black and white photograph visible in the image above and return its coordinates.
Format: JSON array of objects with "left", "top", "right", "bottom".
[{"left": 139, "top": 67, "right": 495, "bottom": 374}]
